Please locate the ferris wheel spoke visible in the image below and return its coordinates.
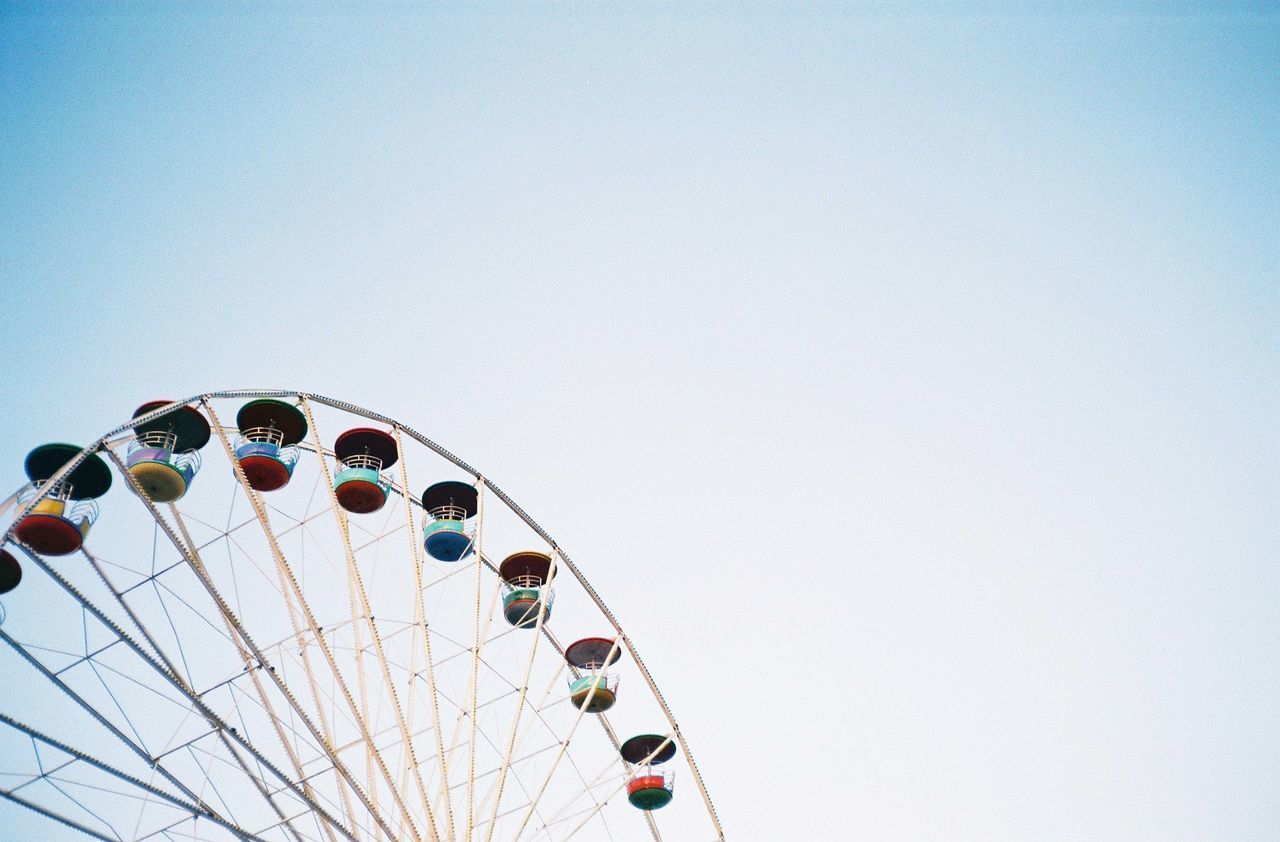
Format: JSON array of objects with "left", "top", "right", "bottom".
[
  {"left": 469, "top": 558, "right": 605, "bottom": 837},
  {"left": 479, "top": 548, "right": 558, "bottom": 842},
  {"left": 439, "top": 506, "right": 522, "bottom": 839},
  {"left": 175, "top": 591, "right": 351, "bottom": 842},
  {"left": 467, "top": 660, "right": 577, "bottom": 836},
  {"left": 463, "top": 481, "right": 488, "bottom": 842},
  {"left": 177, "top": 745, "right": 234, "bottom": 826},
  {"left": 526, "top": 755, "right": 619, "bottom": 840},
  {"left": 216, "top": 732, "right": 313, "bottom": 842},
  {"left": 0, "top": 785, "right": 122, "bottom": 842},
  {"left": 158, "top": 505, "right": 347, "bottom": 842},
  {"left": 437, "top": 555, "right": 536, "bottom": 837},
  {"left": 0, "top": 634, "right": 272, "bottom": 840},
  {"left": 468, "top": 733, "right": 553, "bottom": 829},
  {"left": 547, "top": 778, "right": 626, "bottom": 842},
  {"left": 296, "top": 397, "right": 439, "bottom": 842},
  {"left": 118, "top": 556, "right": 202, "bottom": 691},
  {"left": 0, "top": 712, "right": 265, "bottom": 841},
  {"left": 468, "top": 493, "right": 481, "bottom": 834},
  {"left": 101, "top": 449, "right": 371, "bottom": 842},
  {"left": 203, "top": 400, "right": 412, "bottom": 842},
  {"left": 485, "top": 647, "right": 567, "bottom": 772},
  {"left": 533, "top": 722, "right": 620, "bottom": 841},
  {"left": 392, "top": 426, "right": 456, "bottom": 842},
  {"left": 515, "top": 627, "right": 650, "bottom": 842},
  {"left": 218, "top": 661, "right": 347, "bottom": 842},
  {"left": 509, "top": 636, "right": 622, "bottom": 841},
  {"left": 286, "top": 409, "right": 394, "bottom": 836},
  {"left": 444, "top": 716, "right": 553, "bottom": 833},
  {"left": 0, "top": 627, "right": 207, "bottom": 816}
]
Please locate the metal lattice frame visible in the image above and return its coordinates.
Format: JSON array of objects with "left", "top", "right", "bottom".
[{"left": 0, "top": 390, "right": 724, "bottom": 842}]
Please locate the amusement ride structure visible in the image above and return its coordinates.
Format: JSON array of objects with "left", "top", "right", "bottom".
[{"left": 0, "top": 391, "right": 723, "bottom": 841}]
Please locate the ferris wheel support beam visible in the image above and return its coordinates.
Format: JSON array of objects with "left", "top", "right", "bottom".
[
  {"left": 161, "top": 504, "right": 346, "bottom": 842},
  {"left": 297, "top": 397, "right": 439, "bottom": 842},
  {"left": 19, "top": 723, "right": 275, "bottom": 842},
  {"left": 100, "top": 448, "right": 369, "bottom": 842},
  {"left": 477, "top": 649, "right": 566, "bottom": 820},
  {"left": 77, "top": 536, "right": 293, "bottom": 841},
  {"left": 531, "top": 752, "right": 621, "bottom": 835},
  {"left": 0, "top": 632, "right": 264, "bottom": 842},
  {"left": 14, "top": 543, "right": 309, "bottom": 842},
  {"left": 433, "top": 573, "right": 505, "bottom": 827},
  {"left": 4, "top": 547, "right": 291, "bottom": 838},
  {"left": 509, "top": 636, "right": 622, "bottom": 841},
  {"left": 202, "top": 400, "right": 406, "bottom": 841},
  {"left": 0, "top": 786, "right": 119, "bottom": 842},
  {"left": 79, "top": 541, "right": 316, "bottom": 841},
  {"left": 392, "top": 426, "right": 457, "bottom": 842},
  {"left": 203, "top": 438, "right": 372, "bottom": 838},
  {"left": 481, "top": 549, "right": 558, "bottom": 842},
  {"left": 195, "top": 533, "right": 363, "bottom": 840},
  {"left": 465, "top": 479, "right": 488, "bottom": 842},
  {"left": 103, "top": 455, "right": 346, "bottom": 842}
]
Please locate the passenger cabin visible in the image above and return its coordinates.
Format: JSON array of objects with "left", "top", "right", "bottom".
[
  {"left": 13, "top": 444, "right": 112, "bottom": 555},
  {"left": 620, "top": 734, "right": 677, "bottom": 811},
  {"left": 333, "top": 428, "right": 397, "bottom": 514},
  {"left": 0, "top": 550, "right": 20, "bottom": 594},
  {"left": 499, "top": 550, "right": 555, "bottom": 628},
  {"left": 565, "top": 636, "right": 621, "bottom": 713},
  {"left": 234, "top": 399, "right": 308, "bottom": 491},
  {"left": 126, "top": 401, "right": 211, "bottom": 503},
  {"left": 421, "top": 480, "right": 478, "bottom": 561}
]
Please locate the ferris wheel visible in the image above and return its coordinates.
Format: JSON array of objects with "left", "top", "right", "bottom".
[{"left": 0, "top": 391, "right": 723, "bottom": 842}]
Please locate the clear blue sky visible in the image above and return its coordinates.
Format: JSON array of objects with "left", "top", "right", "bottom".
[{"left": 1, "top": 2, "right": 1277, "bottom": 839}]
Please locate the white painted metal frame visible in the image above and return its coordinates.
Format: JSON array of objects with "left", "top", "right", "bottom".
[{"left": 0, "top": 389, "right": 724, "bottom": 842}]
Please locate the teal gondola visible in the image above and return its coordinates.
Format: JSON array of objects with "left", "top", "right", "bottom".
[
  {"left": 499, "top": 551, "right": 555, "bottom": 628},
  {"left": 333, "top": 428, "right": 397, "bottom": 514},
  {"left": 565, "top": 637, "right": 622, "bottom": 713}
]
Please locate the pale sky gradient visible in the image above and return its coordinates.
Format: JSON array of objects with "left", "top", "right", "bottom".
[{"left": 1, "top": 2, "right": 1277, "bottom": 839}]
